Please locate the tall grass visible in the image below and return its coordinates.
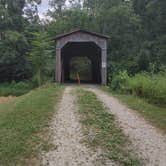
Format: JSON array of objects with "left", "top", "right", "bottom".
[
  {"left": 110, "top": 71, "right": 166, "bottom": 106},
  {"left": 127, "top": 73, "right": 166, "bottom": 105}
]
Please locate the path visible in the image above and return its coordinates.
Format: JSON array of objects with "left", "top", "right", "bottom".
[
  {"left": 85, "top": 86, "right": 166, "bottom": 166},
  {"left": 42, "top": 86, "right": 111, "bottom": 166}
]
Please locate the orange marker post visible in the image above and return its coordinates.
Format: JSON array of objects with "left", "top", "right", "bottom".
[{"left": 76, "top": 73, "right": 80, "bottom": 85}]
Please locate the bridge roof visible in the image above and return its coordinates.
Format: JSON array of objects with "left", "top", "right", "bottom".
[{"left": 55, "top": 29, "right": 110, "bottom": 40}]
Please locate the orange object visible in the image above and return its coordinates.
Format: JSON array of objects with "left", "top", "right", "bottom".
[{"left": 76, "top": 73, "right": 80, "bottom": 85}]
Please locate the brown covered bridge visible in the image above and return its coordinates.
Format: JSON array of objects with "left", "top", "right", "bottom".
[{"left": 54, "top": 30, "right": 109, "bottom": 85}]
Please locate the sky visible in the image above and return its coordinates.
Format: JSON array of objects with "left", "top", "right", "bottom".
[
  {"left": 38, "top": 0, "right": 49, "bottom": 19},
  {"left": 38, "top": 0, "right": 132, "bottom": 18},
  {"left": 38, "top": 0, "right": 72, "bottom": 19}
]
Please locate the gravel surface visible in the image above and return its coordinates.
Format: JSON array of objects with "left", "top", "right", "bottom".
[
  {"left": 85, "top": 86, "right": 166, "bottom": 166},
  {"left": 42, "top": 86, "right": 114, "bottom": 166}
]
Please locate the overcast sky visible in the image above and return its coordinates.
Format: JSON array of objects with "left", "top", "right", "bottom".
[
  {"left": 38, "top": 0, "right": 49, "bottom": 19},
  {"left": 38, "top": 0, "right": 73, "bottom": 19}
]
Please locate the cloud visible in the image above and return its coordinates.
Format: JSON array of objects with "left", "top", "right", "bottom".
[
  {"left": 38, "top": 0, "right": 73, "bottom": 19},
  {"left": 38, "top": 0, "right": 49, "bottom": 18}
]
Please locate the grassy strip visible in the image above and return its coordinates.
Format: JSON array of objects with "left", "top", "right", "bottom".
[
  {"left": 0, "top": 84, "right": 64, "bottom": 165},
  {"left": 76, "top": 89, "right": 141, "bottom": 166},
  {"left": 102, "top": 86, "right": 166, "bottom": 133}
]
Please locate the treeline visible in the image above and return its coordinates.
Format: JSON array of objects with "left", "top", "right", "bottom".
[
  {"left": 0, "top": 0, "right": 41, "bottom": 82},
  {"left": 0, "top": 0, "right": 166, "bottom": 83}
]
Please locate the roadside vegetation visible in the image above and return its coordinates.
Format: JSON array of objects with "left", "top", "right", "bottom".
[
  {"left": 0, "top": 84, "right": 64, "bottom": 165},
  {"left": 104, "top": 70, "right": 166, "bottom": 132},
  {"left": 114, "top": 94, "right": 166, "bottom": 133},
  {"left": 0, "top": 81, "right": 34, "bottom": 96},
  {"left": 110, "top": 70, "right": 166, "bottom": 106},
  {"left": 76, "top": 89, "right": 141, "bottom": 166}
]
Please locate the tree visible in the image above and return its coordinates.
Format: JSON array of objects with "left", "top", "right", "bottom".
[
  {"left": 28, "top": 32, "right": 54, "bottom": 86},
  {"left": 132, "top": 0, "right": 166, "bottom": 70},
  {"left": 0, "top": 31, "right": 29, "bottom": 82},
  {"left": 48, "top": 0, "right": 67, "bottom": 18},
  {"left": 0, "top": 0, "right": 41, "bottom": 82},
  {"left": 1, "top": 0, "right": 166, "bottom": 83}
]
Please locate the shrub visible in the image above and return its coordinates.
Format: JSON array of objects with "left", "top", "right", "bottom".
[
  {"left": 127, "top": 73, "right": 166, "bottom": 105},
  {"left": 0, "top": 81, "right": 33, "bottom": 96},
  {"left": 110, "top": 71, "right": 166, "bottom": 106},
  {"left": 110, "top": 70, "right": 129, "bottom": 91}
]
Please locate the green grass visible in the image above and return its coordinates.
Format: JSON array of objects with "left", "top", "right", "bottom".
[
  {"left": 102, "top": 86, "right": 166, "bottom": 133},
  {"left": 0, "top": 81, "right": 34, "bottom": 96},
  {"left": 76, "top": 88, "right": 141, "bottom": 166},
  {"left": 0, "top": 84, "right": 64, "bottom": 165}
]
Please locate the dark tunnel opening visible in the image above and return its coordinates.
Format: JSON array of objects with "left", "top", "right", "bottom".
[
  {"left": 61, "top": 42, "right": 101, "bottom": 84},
  {"left": 70, "top": 56, "right": 93, "bottom": 82}
]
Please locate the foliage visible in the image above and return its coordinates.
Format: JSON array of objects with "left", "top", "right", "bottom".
[
  {"left": 0, "top": 0, "right": 166, "bottom": 83},
  {"left": 110, "top": 71, "right": 166, "bottom": 106},
  {"left": 70, "top": 57, "right": 92, "bottom": 81},
  {"left": 127, "top": 72, "right": 166, "bottom": 105},
  {"left": 47, "top": 0, "right": 165, "bottom": 78},
  {"left": 110, "top": 70, "right": 129, "bottom": 91},
  {"left": 0, "top": 0, "right": 41, "bottom": 82},
  {"left": 0, "top": 30, "right": 30, "bottom": 82},
  {"left": 0, "top": 84, "right": 64, "bottom": 165},
  {"left": 76, "top": 88, "right": 141, "bottom": 165},
  {"left": 28, "top": 32, "right": 54, "bottom": 86},
  {"left": 0, "top": 81, "right": 33, "bottom": 96}
]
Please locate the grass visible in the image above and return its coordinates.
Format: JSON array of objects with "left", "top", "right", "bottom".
[
  {"left": 76, "top": 88, "right": 141, "bottom": 166},
  {"left": 0, "top": 81, "right": 34, "bottom": 96},
  {"left": 102, "top": 86, "right": 166, "bottom": 133},
  {"left": 0, "top": 84, "right": 64, "bottom": 165}
]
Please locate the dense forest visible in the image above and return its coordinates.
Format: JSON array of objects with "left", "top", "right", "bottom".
[{"left": 0, "top": 0, "right": 166, "bottom": 85}]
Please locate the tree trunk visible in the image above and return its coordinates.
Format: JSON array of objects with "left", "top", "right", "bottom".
[{"left": 37, "top": 68, "right": 41, "bottom": 86}]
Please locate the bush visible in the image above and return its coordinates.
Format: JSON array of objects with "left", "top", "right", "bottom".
[
  {"left": 0, "top": 81, "right": 33, "bottom": 96},
  {"left": 127, "top": 73, "right": 166, "bottom": 105},
  {"left": 110, "top": 71, "right": 166, "bottom": 106},
  {"left": 110, "top": 70, "right": 129, "bottom": 91}
]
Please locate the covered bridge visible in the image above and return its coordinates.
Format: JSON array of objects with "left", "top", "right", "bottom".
[{"left": 55, "top": 29, "right": 109, "bottom": 85}]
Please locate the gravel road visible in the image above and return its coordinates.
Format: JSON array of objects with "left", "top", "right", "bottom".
[
  {"left": 42, "top": 86, "right": 113, "bottom": 166},
  {"left": 86, "top": 86, "right": 166, "bottom": 166}
]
